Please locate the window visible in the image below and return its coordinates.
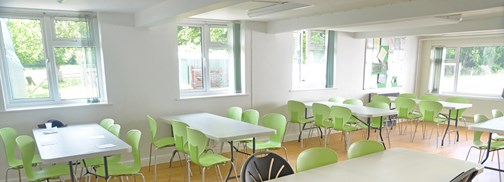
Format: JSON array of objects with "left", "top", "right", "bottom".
[
  {"left": 430, "top": 45, "right": 504, "bottom": 97},
  {"left": 177, "top": 23, "right": 242, "bottom": 97},
  {"left": 0, "top": 12, "right": 105, "bottom": 109},
  {"left": 292, "top": 30, "right": 335, "bottom": 89}
]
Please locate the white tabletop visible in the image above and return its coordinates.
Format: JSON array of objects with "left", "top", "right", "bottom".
[
  {"left": 389, "top": 97, "right": 472, "bottom": 110},
  {"left": 304, "top": 101, "right": 397, "bottom": 118},
  {"left": 272, "top": 148, "right": 483, "bottom": 182},
  {"left": 469, "top": 116, "right": 504, "bottom": 134},
  {"left": 161, "top": 113, "right": 276, "bottom": 143},
  {"left": 33, "top": 124, "right": 131, "bottom": 164}
]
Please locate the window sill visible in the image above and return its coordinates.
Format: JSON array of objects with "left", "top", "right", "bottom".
[
  {"left": 178, "top": 93, "right": 248, "bottom": 100},
  {"left": 3, "top": 102, "right": 111, "bottom": 112},
  {"left": 290, "top": 87, "right": 338, "bottom": 92},
  {"left": 432, "top": 93, "right": 504, "bottom": 102}
]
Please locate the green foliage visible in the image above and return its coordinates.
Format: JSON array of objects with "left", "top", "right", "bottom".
[
  {"left": 210, "top": 27, "right": 227, "bottom": 44},
  {"left": 178, "top": 26, "right": 201, "bottom": 47},
  {"left": 459, "top": 46, "right": 504, "bottom": 75}
]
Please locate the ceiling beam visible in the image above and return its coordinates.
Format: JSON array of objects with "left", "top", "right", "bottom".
[
  {"left": 267, "top": 0, "right": 504, "bottom": 33},
  {"left": 135, "top": 0, "right": 248, "bottom": 27},
  {"left": 352, "top": 16, "right": 504, "bottom": 38}
]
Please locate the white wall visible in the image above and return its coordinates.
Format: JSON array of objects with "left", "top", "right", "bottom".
[
  {"left": 0, "top": 13, "right": 419, "bottom": 181},
  {"left": 416, "top": 35, "right": 504, "bottom": 118}
]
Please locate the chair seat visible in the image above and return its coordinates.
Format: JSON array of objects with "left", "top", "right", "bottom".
[
  {"left": 315, "top": 121, "right": 333, "bottom": 129},
  {"left": 9, "top": 154, "right": 42, "bottom": 169},
  {"left": 291, "top": 118, "right": 313, "bottom": 124},
  {"left": 83, "top": 155, "right": 121, "bottom": 167},
  {"left": 247, "top": 141, "right": 282, "bottom": 150},
  {"left": 30, "top": 164, "right": 70, "bottom": 181},
  {"left": 474, "top": 141, "right": 504, "bottom": 150},
  {"left": 197, "top": 153, "right": 231, "bottom": 167},
  {"left": 153, "top": 137, "right": 175, "bottom": 148},
  {"left": 95, "top": 163, "right": 140, "bottom": 177},
  {"left": 493, "top": 134, "right": 504, "bottom": 141}
]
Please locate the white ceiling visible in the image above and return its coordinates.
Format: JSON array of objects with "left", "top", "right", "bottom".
[{"left": 0, "top": 0, "right": 503, "bottom": 36}]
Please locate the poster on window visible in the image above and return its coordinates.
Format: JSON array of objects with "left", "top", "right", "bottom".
[{"left": 363, "top": 37, "right": 405, "bottom": 89}]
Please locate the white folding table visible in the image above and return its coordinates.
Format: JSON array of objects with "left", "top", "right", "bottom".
[
  {"left": 33, "top": 124, "right": 131, "bottom": 182},
  {"left": 271, "top": 148, "right": 483, "bottom": 182},
  {"left": 389, "top": 97, "right": 472, "bottom": 146},
  {"left": 468, "top": 116, "right": 504, "bottom": 173},
  {"left": 161, "top": 113, "right": 276, "bottom": 181},
  {"left": 304, "top": 101, "right": 397, "bottom": 148}
]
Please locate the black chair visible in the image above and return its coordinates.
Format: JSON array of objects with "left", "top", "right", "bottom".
[
  {"left": 450, "top": 168, "right": 480, "bottom": 182},
  {"left": 241, "top": 151, "right": 294, "bottom": 182}
]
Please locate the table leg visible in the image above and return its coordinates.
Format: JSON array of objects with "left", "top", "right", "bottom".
[
  {"left": 69, "top": 161, "right": 75, "bottom": 182},
  {"left": 441, "top": 110, "right": 452, "bottom": 146},
  {"left": 104, "top": 156, "right": 109, "bottom": 180},
  {"left": 455, "top": 110, "right": 460, "bottom": 142},
  {"left": 253, "top": 137, "right": 256, "bottom": 153},
  {"left": 481, "top": 133, "right": 492, "bottom": 164},
  {"left": 379, "top": 117, "right": 386, "bottom": 149},
  {"left": 225, "top": 141, "right": 235, "bottom": 182},
  {"left": 367, "top": 118, "right": 371, "bottom": 140}
]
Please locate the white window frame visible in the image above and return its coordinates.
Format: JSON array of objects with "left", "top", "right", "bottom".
[
  {"left": 0, "top": 10, "right": 106, "bottom": 110},
  {"left": 430, "top": 44, "right": 504, "bottom": 97},
  {"left": 292, "top": 30, "right": 330, "bottom": 90},
  {"left": 178, "top": 22, "right": 238, "bottom": 98}
]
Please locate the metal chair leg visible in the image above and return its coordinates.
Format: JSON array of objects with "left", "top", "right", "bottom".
[
  {"left": 465, "top": 147, "right": 475, "bottom": 160},
  {"left": 202, "top": 167, "right": 206, "bottom": 182},
  {"left": 148, "top": 144, "right": 153, "bottom": 171}
]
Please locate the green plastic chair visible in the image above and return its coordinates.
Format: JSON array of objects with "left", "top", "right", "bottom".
[
  {"left": 465, "top": 114, "right": 504, "bottom": 180},
  {"left": 331, "top": 106, "right": 361, "bottom": 149},
  {"left": 296, "top": 147, "right": 338, "bottom": 172},
  {"left": 227, "top": 107, "right": 243, "bottom": 120},
  {"left": 328, "top": 97, "right": 345, "bottom": 103},
  {"left": 83, "top": 124, "right": 122, "bottom": 169},
  {"left": 107, "top": 124, "right": 121, "bottom": 137},
  {"left": 366, "top": 101, "right": 392, "bottom": 147},
  {"left": 398, "top": 93, "right": 416, "bottom": 99},
  {"left": 312, "top": 103, "right": 333, "bottom": 147},
  {"left": 446, "top": 97, "right": 470, "bottom": 140},
  {"left": 395, "top": 97, "right": 421, "bottom": 137},
  {"left": 347, "top": 140, "right": 385, "bottom": 159},
  {"left": 94, "top": 130, "right": 145, "bottom": 181},
  {"left": 492, "top": 109, "right": 504, "bottom": 141},
  {"left": 0, "top": 128, "right": 42, "bottom": 182},
  {"left": 371, "top": 95, "right": 391, "bottom": 105},
  {"left": 419, "top": 95, "right": 439, "bottom": 101},
  {"left": 170, "top": 120, "right": 190, "bottom": 170},
  {"left": 288, "top": 100, "right": 315, "bottom": 148},
  {"left": 247, "top": 113, "right": 289, "bottom": 160},
  {"left": 343, "top": 99, "right": 364, "bottom": 106},
  {"left": 16, "top": 135, "right": 69, "bottom": 182},
  {"left": 99, "top": 118, "right": 115, "bottom": 129},
  {"left": 147, "top": 115, "right": 175, "bottom": 181},
  {"left": 238, "top": 109, "right": 260, "bottom": 147},
  {"left": 415, "top": 101, "right": 446, "bottom": 147},
  {"left": 493, "top": 109, "right": 504, "bottom": 118},
  {"left": 187, "top": 127, "right": 237, "bottom": 182}
]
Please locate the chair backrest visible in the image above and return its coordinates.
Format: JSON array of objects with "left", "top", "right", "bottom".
[
  {"left": 366, "top": 101, "right": 390, "bottom": 125},
  {"left": 241, "top": 151, "right": 294, "bottom": 182},
  {"left": 418, "top": 101, "right": 443, "bottom": 122},
  {"left": 419, "top": 95, "right": 439, "bottom": 101},
  {"left": 371, "top": 95, "right": 391, "bottom": 104},
  {"left": 99, "top": 118, "right": 115, "bottom": 129},
  {"left": 227, "top": 107, "right": 243, "bottom": 120},
  {"left": 328, "top": 97, "right": 345, "bottom": 103},
  {"left": 398, "top": 93, "right": 416, "bottom": 99},
  {"left": 15, "top": 135, "right": 36, "bottom": 180},
  {"left": 125, "top": 129, "right": 142, "bottom": 172},
  {"left": 262, "top": 113, "right": 287, "bottom": 143},
  {"left": 395, "top": 97, "right": 417, "bottom": 119},
  {"left": 288, "top": 100, "right": 307, "bottom": 123},
  {"left": 330, "top": 106, "right": 353, "bottom": 130},
  {"left": 146, "top": 115, "right": 158, "bottom": 142},
  {"left": 493, "top": 109, "right": 504, "bottom": 118},
  {"left": 172, "top": 120, "right": 189, "bottom": 153},
  {"left": 186, "top": 127, "right": 208, "bottom": 165},
  {"left": 107, "top": 124, "right": 121, "bottom": 137},
  {"left": 473, "top": 114, "right": 489, "bottom": 146},
  {"left": 296, "top": 147, "right": 338, "bottom": 172},
  {"left": 446, "top": 97, "right": 470, "bottom": 119},
  {"left": 312, "top": 103, "right": 331, "bottom": 127},
  {"left": 343, "top": 99, "right": 363, "bottom": 106},
  {"left": 242, "top": 109, "right": 260, "bottom": 125},
  {"left": 347, "top": 140, "right": 385, "bottom": 159},
  {"left": 450, "top": 167, "right": 479, "bottom": 182},
  {"left": 0, "top": 127, "right": 21, "bottom": 167}
]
